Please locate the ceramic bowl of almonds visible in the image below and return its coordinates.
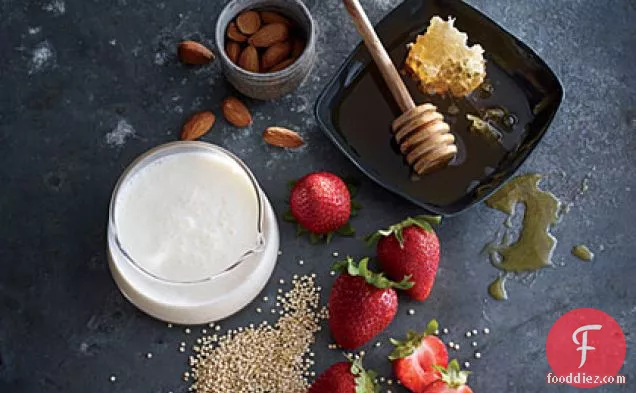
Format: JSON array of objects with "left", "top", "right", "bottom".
[{"left": 215, "top": 0, "right": 316, "bottom": 100}]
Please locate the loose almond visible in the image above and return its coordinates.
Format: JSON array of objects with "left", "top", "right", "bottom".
[
  {"left": 178, "top": 41, "right": 215, "bottom": 65},
  {"left": 227, "top": 22, "right": 247, "bottom": 43},
  {"left": 263, "top": 127, "right": 305, "bottom": 148},
  {"left": 236, "top": 10, "right": 262, "bottom": 35},
  {"left": 291, "top": 37, "right": 305, "bottom": 59},
  {"left": 181, "top": 111, "right": 216, "bottom": 140},
  {"left": 222, "top": 97, "right": 253, "bottom": 128},
  {"left": 238, "top": 45, "right": 260, "bottom": 73},
  {"left": 268, "top": 58, "right": 295, "bottom": 73},
  {"left": 261, "top": 41, "right": 292, "bottom": 70},
  {"left": 248, "top": 23, "right": 289, "bottom": 48},
  {"left": 226, "top": 41, "right": 241, "bottom": 64},
  {"left": 260, "top": 10, "right": 292, "bottom": 26}
]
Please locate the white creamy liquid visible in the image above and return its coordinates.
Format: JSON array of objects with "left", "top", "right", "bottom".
[{"left": 114, "top": 151, "right": 260, "bottom": 282}]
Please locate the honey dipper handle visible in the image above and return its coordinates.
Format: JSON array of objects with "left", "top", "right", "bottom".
[{"left": 343, "top": 0, "right": 415, "bottom": 112}]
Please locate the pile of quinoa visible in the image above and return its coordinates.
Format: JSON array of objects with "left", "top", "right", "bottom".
[{"left": 188, "top": 275, "right": 327, "bottom": 393}]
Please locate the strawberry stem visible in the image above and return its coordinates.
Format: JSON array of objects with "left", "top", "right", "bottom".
[{"left": 332, "top": 257, "right": 414, "bottom": 290}]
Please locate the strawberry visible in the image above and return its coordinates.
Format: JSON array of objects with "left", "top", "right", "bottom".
[
  {"left": 389, "top": 320, "right": 449, "bottom": 393},
  {"left": 308, "top": 356, "right": 379, "bottom": 393},
  {"left": 367, "top": 216, "right": 441, "bottom": 301},
  {"left": 424, "top": 360, "right": 473, "bottom": 393},
  {"left": 286, "top": 172, "right": 359, "bottom": 242},
  {"left": 328, "top": 257, "right": 413, "bottom": 349}
]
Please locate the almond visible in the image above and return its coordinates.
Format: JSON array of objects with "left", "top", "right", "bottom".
[
  {"left": 227, "top": 22, "right": 247, "bottom": 43},
  {"left": 268, "top": 58, "right": 295, "bottom": 73},
  {"left": 178, "top": 41, "right": 215, "bottom": 65},
  {"left": 291, "top": 37, "right": 305, "bottom": 59},
  {"left": 236, "top": 10, "right": 262, "bottom": 35},
  {"left": 226, "top": 41, "right": 241, "bottom": 64},
  {"left": 263, "top": 127, "right": 305, "bottom": 148},
  {"left": 261, "top": 41, "right": 292, "bottom": 70},
  {"left": 248, "top": 23, "right": 289, "bottom": 48},
  {"left": 238, "top": 45, "right": 260, "bottom": 73},
  {"left": 222, "top": 97, "right": 253, "bottom": 128},
  {"left": 181, "top": 112, "right": 216, "bottom": 140},
  {"left": 260, "top": 10, "right": 292, "bottom": 26}
]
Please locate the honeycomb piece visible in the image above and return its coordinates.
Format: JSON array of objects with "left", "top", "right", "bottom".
[{"left": 405, "top": 16, "right": 486, "bottom": 97}]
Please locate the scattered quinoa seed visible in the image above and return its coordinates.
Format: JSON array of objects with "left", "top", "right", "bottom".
[
  {"left": 442, "top": 328, "right": 449, "bottom": 334},
  {"left": 475, "top": 352, "right": 482, "bottom": 359},
  {"left": 408, "top": 309, "right": 415, "bottom": 315},
  {"left": 483, "top": 328, "right": 490, "bottom": 334},
  {"left": 109, "top": 375, "right": 116, "bottom": 382},
  {"left": 185, "top": 328, "right": 191, "bottom": 334},
  {"left": 472, "top": 329, "right": 478, "bottom": 335},
  {"left": 466, "top": 331, "right": 472, "bottom": 337},
  {"left": 186, "top": 275, "right": 326, "bottom": 393},
  {"left": 167, "top": 323, "right": 173, "bottom": 328},
  {"left": 146, "top": 353, "right": 153, "bottom": 359},
  {"left": 448, "top": 341, "right": 455, "bottom": 348},
  {"left": 464, "top": 361, "right": 471, "bottom": 368},
  {"left": 472, "top": 341, "right": 478, "bottom": 347}
]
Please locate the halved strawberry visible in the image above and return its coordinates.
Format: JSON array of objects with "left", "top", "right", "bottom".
[
  {"left": 389, "top": 320, "right": 449, "bottom": 393},
  {"left": 424, "top": 360, "right": 473, "bottom": 393}
]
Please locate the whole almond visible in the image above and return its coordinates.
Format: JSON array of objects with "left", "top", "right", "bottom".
[
  {"left": 248, "top": 23, "right": 289, "bottom": 48},
  {"left": 260, "top": 11, "right": 292, "bottom": 26},
  {"left": 268, "top": 58, "right": 295, "bottom": 73},
  {"left": 222, "top": 97, "right": 253, "bottom": 128},
  {"left": 263, "top": 127, "right": 305, "bottom": 148},
  {"left": 236, "top": 10, "right": 262, "bottom": 35},
  {"left": 178, "top": 41, "right": 215, "bottom": 65},
  {"left": 181, "top": 112, "right": 216, "bottom": 140},
  {"left": 291, "top": 37, "right": 305, "bottom": 59},
  {"left": 261, "top": 41, "right": 292, "bottom": 70},
  {"left": 226, "top": 41, "right": 241, "bottom": 64},
  {"left": 238, "top": 45, "right": 259, "bottom": 73},
  {"left": 227, "top": 22, "right": 247, "bottom": 42}
]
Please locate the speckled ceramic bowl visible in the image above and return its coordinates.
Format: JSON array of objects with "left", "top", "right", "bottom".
[{"left": 215, "top": 0, "right": 316, "bottom": 100}]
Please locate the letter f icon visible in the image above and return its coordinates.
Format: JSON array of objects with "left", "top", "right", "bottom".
[{"left": 572, "top": 324, "right": 602, "bottom": 368}]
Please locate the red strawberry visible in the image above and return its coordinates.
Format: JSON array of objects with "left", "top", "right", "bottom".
[
  {"left": 288, "top": 172, "right": 355, "bottom": 240},
  {"left": 423, "top": 360, "right": 473, "bottom": 393},
  {"left": 389, "top": 320, "right": 449, "bottom": 393},
  {"left": 367, "top": 216, "right": 441, "bottom": 301},
  {"left": 308, "top": 357, "right": 379, "bottom": 393},
  {"left": 328, "top": 257, "right": 413, "bottom": 349}
]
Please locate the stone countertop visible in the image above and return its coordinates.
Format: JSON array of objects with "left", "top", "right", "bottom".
[{"left": 0, "top": 0, "right": 634, "bottom": 392}]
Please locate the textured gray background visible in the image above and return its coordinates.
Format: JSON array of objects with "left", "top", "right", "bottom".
[{"left": 0, "top": 0, "right": 634, "bottom": 392}]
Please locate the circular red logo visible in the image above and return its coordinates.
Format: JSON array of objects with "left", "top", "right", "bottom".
[{"left": 546, "top": 308, "right": 626, "bottom": 388}]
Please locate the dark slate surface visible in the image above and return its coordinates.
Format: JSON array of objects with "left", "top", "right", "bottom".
[{"left": 0, "top": 0, "right": 634, "bottom": 392}]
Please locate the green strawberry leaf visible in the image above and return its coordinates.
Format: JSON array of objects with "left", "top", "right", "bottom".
[
  {"left": 345, "top": 355, "right": 380, "bottom": 393},
  {"left": 332, "top": 257, "right": 414, "bottom": 291},
  {"left": 283, "top": 210, "right": 296, "bottom": 222},
  {"left": 309, "top": 233, "right": 322, "bottom": 244},
  {"left": 326, "top": 232, "right": 334, "bottom": 244},
  {"left": 288, "top": 180, "right": 297, "bottom": 189},
  {"left": 433, "top": 359, "right": 471, "bottom": 388},
  {"left": 336, "top": 222, "right": 356, "bottom": 236},
  {"left": 296, "top": 224, "right": 308, "bottom": 236},
  {"left": 388, "top": 319, "right": 440, "bottom": 360},
  {"left": 365, "top": 215, "right": 442, "bottom": 247}
]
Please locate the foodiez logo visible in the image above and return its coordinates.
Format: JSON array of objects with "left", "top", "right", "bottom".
[{"left": 546, "top": 308, "right": 626, "bottom": 388}]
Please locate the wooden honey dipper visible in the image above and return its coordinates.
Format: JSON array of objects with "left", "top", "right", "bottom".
[{"left": 343, "top": 0, "right": 457, "bottom": 175}]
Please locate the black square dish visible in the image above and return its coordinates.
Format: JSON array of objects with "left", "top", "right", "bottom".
[{"left": 315, "top": 0, "right": 563, "bottom": 215}]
